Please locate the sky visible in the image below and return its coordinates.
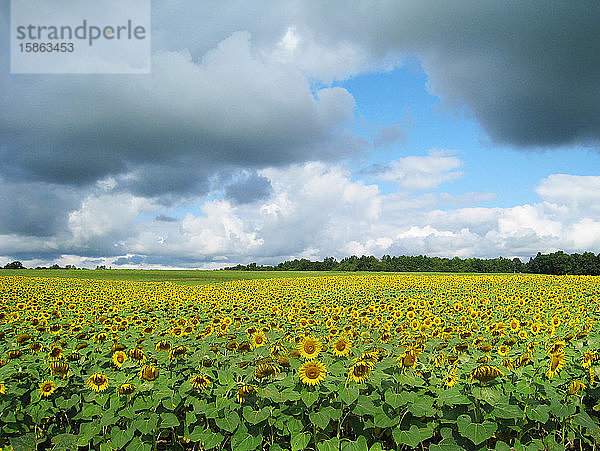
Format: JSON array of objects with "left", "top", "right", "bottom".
[{"left": 1, "top": 1, "right": 600, "bottom": 269}]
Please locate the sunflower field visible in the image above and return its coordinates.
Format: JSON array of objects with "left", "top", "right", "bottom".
[{"left": 1, "top": 274, "right": 599, "bottom": 450}]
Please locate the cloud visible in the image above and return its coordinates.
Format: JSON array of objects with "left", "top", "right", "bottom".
[
  {"left": 294, "top": 1, "right": 600, "bottom": 148},
  {"left": 225, "top": 171, "right": 273, "bottom": 205},
  {"left": 1, "top": 31, "right": 362, "bottom": 196},
  {"left": 370, "top": 150, "right": 463, "bottom": 190}
]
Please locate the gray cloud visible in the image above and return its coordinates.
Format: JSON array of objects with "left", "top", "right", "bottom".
[
  {"left": 297, "top": 1, "right": 600, "bottom": 148},
  {"left": 225, "top": 171, "right": 272, "bottom": 204}
]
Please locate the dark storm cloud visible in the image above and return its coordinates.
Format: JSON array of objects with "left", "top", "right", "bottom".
[
  {"left": 225, "top": 172, "right": 272, "bottom": 204},
  {"left": 0, "top": 180, "right": 80, "bottom": 236},
  {"left": 112, "top": 255, "right": 145, "bottom": 266},
  {"left": 299, "top": 1, "right": 600, "bottom": 148}
]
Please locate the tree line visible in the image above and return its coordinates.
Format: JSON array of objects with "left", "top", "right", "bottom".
[{"left": 223, "top": 251, "right": 600, "bottom": 275}]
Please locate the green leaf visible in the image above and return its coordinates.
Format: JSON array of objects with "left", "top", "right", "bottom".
[
  {"left": 550, "top": 400, "right": 575, "bottom": 419},
  {"left": 437, "top": 387, "right": 471, "bottom": 406},
  {"left": 456, "top": 414, "right": 497, "bottom": 445},
  {"left": 353, "top": 395, "right": 376, "bottom": 416},
  {"left": 77, "top": 422, "right": 102, "bottom": 447},
  {"left": 281, "top": 388, "right": 302, "bottom": 401},
  {"left": 111, "top": 427, "right": 134, "bottom": 449},
  {"left": 301, "top": 389, "right": 319, "bottom": 408},
  {"left": 231, "top": 429, "right": 263, "bottom": 451},
  {"left": 286, "top": 417, "right": 304, "bottom": 435},
  {"left": 126, "top": 436, "right": 152, "bottom": 451},
  {"left": 429, "top": 437, "right": 463, "bottom": 451},
  {"left": 309, "top": 409, "right": 331, "bottom": 430},
  {"left": 373, "top": 408, "right": 397, "bottom": 428},
  {"left": 338, "top": 385, "right": 359, "bottom": 406},
  {"left": 9, "top": 433, "right": 37, "bottom": 451},
  {"left": 260, "top": 385, "right": 286, "bottom": 403},
  {"left": 75, "top": 402, "right": 103, "bottom": 420},
  {"left": 243, "top": 406, "right": 271, "bottom": 424},
  {"left": 525, "top": 404, "right": 550, "bottom": 423},
  {"left": 407, "top": 396, "right": 435, "bottom": 417},
  {"left": 215, "top": 411, "right": 240, "bottom": 433},
  {"left": 317, "top": 437, "right": 340, "bottom": 451},
  {"left": 133, "top": 414, "right": 159, "bottom": 435},
  {"left": 291, "top": 432, "right": 311, "bottom": 451},
  {"left": 340, "top": 435, "right": 368, "bottom": 451},
  {"left": 491, "top": 403, "right": 524, "bottom": 420},
  {"left": 573, "top": 411, "right": 600, "bottom": 440},
  {"left": 384, "top": 389, "right": 404, "bottom": 409},
  {"left": 160, "top": 412, "right": 180, "bottom": 428},
  {"left": 51, "top": 434, "right": 78, "bottom": 451},
  {"left": 393, "top": 424, "right": 434, "bottom": 448},
  {"left": 495, "top": 441, "right": 512, "bottom": 451},
  {"left": 189, "top": 427, "right": 223, "bottom": 449}
]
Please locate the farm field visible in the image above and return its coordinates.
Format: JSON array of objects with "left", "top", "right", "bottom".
[
  {"left": 1, "top": 274, "right": 599, "bottom": 450},
  {"left": 0, "top": 269, "right": 387, "bottom": 286}
]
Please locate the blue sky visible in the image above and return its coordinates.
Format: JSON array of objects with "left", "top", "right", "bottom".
[{"left": 1, "top": 1, "right": 600, "bottom": 268}]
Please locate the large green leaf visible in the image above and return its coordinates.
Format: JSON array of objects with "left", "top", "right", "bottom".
[
  {"left": 309, "top": 409, "right": 331, "bottom": 430},
  {"left": 437, "top": 387, "right": 471, "bottom": 406},
  {"left": 373, "top": 407, "right": 397, "bottom": 428},
  {"left": 393, "top": 424, "right": 434, "bottom": 448},
  {"left": 189, "top": 427, "right": 223, "bottom": 449},
  {"left": 77, "top": 422, "right": 102, "bottom": 447},
  {"left": 301, "top": 389, "right": 319, "bottom": 408},
  {"left": 160, "top": 412, "right": 180, "bottom": 428},
  {"left": 132, "top": 414, "right": 159, "bottom": 435},
  {"left": 9, "top": 433, "right": 37, "bottom": 451},
  {"left": 291, "top": 432, "right": 311, "bottom": 451},
  {"left": 573, "top": 411, "right": 600, "bottom": 440},
  {"left": 525, "top": 404, "right": 550, "bottom": 423},
  {"left": 231, "top": 427, "right": 263, "bottom": 451},
  {"left": 384, "top": 389, "right": 404, "bottom": 409},
  {"left": 110, "top": 427, "right": 134, "bottom": 450},
  {"left": 338, "top": 385, "right": 359, "bottom": 406},
  {"left": 317, "top": 437, "right": 340, "bottom": 451},
  {"left": 340, "top": 436, "right": 368, "bottom": 451},
  {"left": 126, "top": 436, "right": 152, "bottom": 451},
  {"left": 243, "top": 406, "right": 271, "bottom": 424},
  {"left": 353, "top": 395, "right": 376, "bottom": 416},
  {"left": 491, "top": 403, "right": 524, "bottom": 420},
  {"left": 457, "top": 414, "right": 497, "bottom": 445},
  {"left": 215, "top": 411, "right": 240, "bottom": 433}
]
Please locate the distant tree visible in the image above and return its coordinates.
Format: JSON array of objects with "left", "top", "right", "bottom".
[{"left": 3, "top": 261, "right": 25, "bottom": 269}]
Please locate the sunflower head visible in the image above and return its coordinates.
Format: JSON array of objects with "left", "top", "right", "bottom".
[
  {"left": 169, "top": 346, "right": 189, "bottom": 360},
  {"left": 112, "top": 351, "right": 127, "bottom": 368},
  {"left": 251, "top": 332, "right": 267, "bottom": 348},
  {"left": 86, "top": 373, "right": 109, "bottom": 392},
  {"left": 118, "top": 383, "right": 136, "bottom": 395},
  {"left": 189, "top": 374, "right": 211, "bottom": 390},
  {"left": 49, "top": 361, "right": 69, "bottom": 378},
  {"left": 332, "top": 337, "right": 351, "bottom": 357},
  {"left": 348, "top": 360, "right": 372, "bottom": 383},
  {"left": 255, "top": 363, "right": 279, "bottom": 380},
  {"left": 470, "top": 365, "right": 504, "bottom": 384},
  {"left": 129, "top": 347, "right": 146, "bottom": 363},
  {"left": 236, "top": 384, "right": 257, "bottom": 403},
  {"left": 0, "top": 381, "right": 7, "bottom": 395},
  {"left": 155, "top": 340, "right": 171, "bottom": 352},
  {"left": 39, "top": 380, "right": 56, "bottom": 397},
  {"left": 139, "top": 365, "right": 159, "bottom": 381},
  {"left": 299, "top": 336, "right": 322, "bottom": 360},
  {"left": 299, "top": 360, "right": 327, "bottom": 386},
  {"left": 567, "top": 380, "right": 586, "bottom": 396}
]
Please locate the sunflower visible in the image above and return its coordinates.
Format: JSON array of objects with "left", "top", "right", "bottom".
[
  {"left": 501, "top": 358, "right": 514, "bottom": 370},
  {"left": 39, "top": 380, "right": 56, "bottom": 397},
  {"left": 6, "top": 349, "right": 22, "bottom": 360},
  {"left": 189, "top": 374, "right": 211, "bottom": 390},
  {"left": 129, "top": 347, "right": 146, "bottom": 364},
  {"left": 516, "top": 352, "right": 532, "bottom": 368},
  {"left": 546, "top": 352, "right": 565, "bottom": 379},
  {"left": 582, "top": 350, "right": 595, "bottom": 369},
  {"left": 155, "top": 340, "right": 171, "bottom": 352},
  {"left": 169, "top": 346, "right": 189, "bottom": 360},
  {"left": 470, "top": 365, "right": 504, "bottom": 384},
  {"left": 348, "top": 360, "right": 372, "bottom": 383},
  {"left": 238, "top": 341, "right": 252, "bottom": 353},
  {"left": 86, "top": 373, "right": 109, "bottom": 392},
  {"left": 277, "top": 355, "right": 291, "bottom": 367},
  {"left": 139, "top": 365, "right": 159, "bottom": 381},
  {"left": 498, "top": 345, "right": 510, "bottom": 356},
  {"left": 30, "top": 342, "right": 43, "bottom": 353},
  {"left": 270, "top": 343, "right": 287, "bottom": 357},
  {"left": 226, "top": 340, "right": 239, "bottom": 351},
  {"left": 299, "top": 336, "right": 322, "bottom": 360},
  {"left": 298, "top": 360, "right": 327, "bottom": 386},
  {"left": 112, "top": 351, "right": 127, "bottom": 368},
  {"left": 251, "top": 331, "right": 267, "bottom": 348},
  {"left": 49, "top": 361, "right": 69, "bottom": 378},
  {"left": 47, "top": 346, "right": 63, "bottom": 360},
  {"left": 118, "top": 383, "right": 136, "bottom": 395},
  {"left": 236, "top": 384, "right": 257, "bottom": 403},
  {"left": 567, "top": 380, "right": 586, "bottom": 396},
  {"left": 0, "top": 381, "right": 7, "bottom": 395},
  {"left": 445, "top": 370, "right": 458, "bottom": 388},
  {"left": 255, "top": 363, "right": 279, "bottom": 379},
  {"left": 331, "top": 336, "right": 351, "bottom": 357}
]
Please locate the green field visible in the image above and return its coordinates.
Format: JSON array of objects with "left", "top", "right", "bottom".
[{"left": 0, "top": 268, "right": 369, "bottom": 285}]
